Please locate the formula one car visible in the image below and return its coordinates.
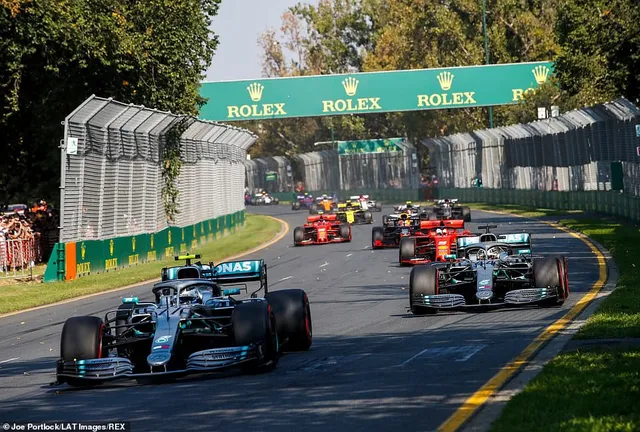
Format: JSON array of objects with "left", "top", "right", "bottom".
[
  {"left": 426, "top": 199, "right": 471, "bottom": 222},
  {"left": 293, "top": 213, "right": 352, "bottom": 246},
  {"left": 251, "top": 191, "right": 280, "bottom": 205},
  {"left": 55, "top": 255, "right": 312, "bottom": 386},
  {"left": 309, "top": 194, "right": 337, "bottom": 214},
  {"left": 372, "top": 213, "right": 421, "bottom": 249},
  {"left": 382, "top": 201, "right": 423, "bottom": 225},
  {"left": 349, "top": 195, "right": 382, "bottom": 212},
  {"left": 409, "top": 225, "right": 569, "bottom": 314},
  {"left": 291, "top": 193, "right": 315, "bottom": 210},
  {"left": 335, "top": 200, "right": 373, "bottom": 225},
  {"left": 399, "top": 220, "right": 473, "bottom": 266}
]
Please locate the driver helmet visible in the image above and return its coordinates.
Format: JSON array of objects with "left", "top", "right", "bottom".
[{"left": 436, "top": 228, "right": 443, "bottom": 236}]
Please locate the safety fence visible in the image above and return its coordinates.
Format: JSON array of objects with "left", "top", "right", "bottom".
[
  {"left": 244, "top": 156, "right": 292, "bottom": 193},
  {"left": 248, "top": 140, "right": 420, "bottom": 194},
  {"left": 44, "top": 95, "right": 256, "bottom": 282},
  {"left": 427, "top": 97, "right": 640, "bottom": 223},
  {"left": 424, "top": 98, "right": 640, "bottom": 194}
]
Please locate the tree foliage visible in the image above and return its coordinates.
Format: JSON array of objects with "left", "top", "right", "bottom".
[
  {"left": 249, "top": 0, "right": 564, "bottom": 159},
  {"left": 0, "top": 0, "right": 221, "bottom": 205}
]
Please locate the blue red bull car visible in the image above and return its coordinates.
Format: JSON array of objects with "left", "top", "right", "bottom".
[{"left": 292, "top": 193, "right": 315, "bottom": 210}]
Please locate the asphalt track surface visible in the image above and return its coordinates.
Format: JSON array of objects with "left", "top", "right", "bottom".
[{"left": 0, "top": 207, "right": 600, "bottom": 432}]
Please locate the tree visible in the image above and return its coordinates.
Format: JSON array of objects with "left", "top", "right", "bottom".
[
  {"left": 0, "top": 0, "right": 221, "bottom": 206},
  {"left": 554, "top": 0, "right": 640, "bottom": 106}
]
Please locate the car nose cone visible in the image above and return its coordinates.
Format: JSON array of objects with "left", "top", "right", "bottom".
[{"left": 476, "top": 290, "right": 493, "bottom": 300}]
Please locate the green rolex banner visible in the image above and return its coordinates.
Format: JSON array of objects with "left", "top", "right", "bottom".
[{"left": 338, "top": 138, "right": 405, "bottom": 155}]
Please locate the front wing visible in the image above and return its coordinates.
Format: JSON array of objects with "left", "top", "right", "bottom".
[
  {"left": 55, "top": 345, "right": 259, "bottom": 384},
  {"left": 411, "top": 287, "right": 563, "bottom": 310}
]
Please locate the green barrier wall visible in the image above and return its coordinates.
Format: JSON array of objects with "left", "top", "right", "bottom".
[
  {"left": 435, "top": 188, "right": 640, "bottom": 223},
  {"left": 43, "top": 210, "right": 245, "bottom": 283}
]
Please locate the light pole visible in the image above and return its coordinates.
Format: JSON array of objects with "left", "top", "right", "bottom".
[{"left": 482, "top": 0, "right": 494, "bottom": 128}]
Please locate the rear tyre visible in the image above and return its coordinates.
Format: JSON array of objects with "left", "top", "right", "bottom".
[
  {"left": 232, "top": 301, "right": 279, "bottom": 373},
  {"left": 409, "top": 266, "right": 438, "bottom": 315},
  {"left": 372, "top": 226, "right": 385, "bottom": 249},
  {"left": 461, "top": 206, "right": 471, "bottom": 222},
  {"left": 375, "top": 202, "right": 382, "bottom": 212},
  {"left": 60, "top": 316, "right": 105, "bottom": 386},
  {"left": 428, "top": 213, "right": 437, "bottom": 221},
  {"left": 339, "top": 224, "right": 351, "bottom": 242},
  {"left": 293, "top": 227, "right": 305, "bottom": 246},
  {"left": 382, "top": 215, "right": 389, "bottom": 225},
  {"left": 265, "top": 289, "right": 312, "bottom": 352},
  {"left": 292, "top": 201, "right": 301, "bottom": 210},
  {"left": 309, "top": 204, "right": 318, "bottom": 214},
  {"left": 533, "top": 257, "right": 565, "bottom": 307},
  {"left": 274, "top": 198, "right": 280, "bottom": 205},
  {"left": 364, "top": 211, "right": 373, "bottom": 224},
  {"left": 399, "top": 237, "right": 416, "bottom": 266}
]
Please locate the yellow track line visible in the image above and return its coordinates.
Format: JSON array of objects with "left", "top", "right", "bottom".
[
  {"left": 438, "top": 214, "right": 608, "bottom": 432},
  {"left": 0, "top": 215, "right": 289, "bottom": 320}
]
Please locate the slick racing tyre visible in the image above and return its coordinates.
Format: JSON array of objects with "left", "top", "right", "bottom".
[
  {"left": 293, "top": 227, "right": 305, "bottom": 246},
  {"left": 374, "top": 202, "right": 382, "bottom": 212},
  {"left": 59, "top": 316, "right": 105, "bottom": 386},
  {"left": 382, "top": 215, "right": 389, "bottom": 225},
  {"left": 309, "top": 203, "right": 318, "bottom": 214},
  {"left": 461, "top": 206, "right": 471, "bottom": 222},
  {"left": 339, "top": 224, "right": 351, "bottom": 241},
  {"left": 428, "top": 213, "right": 437, "bottom": 221},
  {"left": 292, "top": 201, "right": 301, "bottom": 210},
  {"left": 232, "top": 301, "right": 279, "bottom": 373},
  {"left": 372, "top": 226, "right": 384, "bottom": 249},
  {"left": 364, "top": 211, "right": 373, "bottom": 224},
  {"left": 533, "top": 257, "right": 566, "bottom": 307},
  {"left": 409, "top": 265, "right": 438, "bottom": 315},
  {"left": 399, "top": 238, "right": 416, "bottom": 266},
  {"left": 265, "top": 289, "right": 312, "bottom": 352}
]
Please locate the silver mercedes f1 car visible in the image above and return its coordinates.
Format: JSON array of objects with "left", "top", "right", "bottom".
[
  {"left": 409, "top": 225, "right": 569, "bottom": 314},
  {"left": 55, "top": 255, "right": 312, "bottom": 386}
]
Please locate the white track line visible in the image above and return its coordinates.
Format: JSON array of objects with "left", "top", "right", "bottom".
[
  {"left": 277, "top": 276, "right": 292, "bottom": 282},
  {"left": 319, "top": 262, "right": 330, "bottom": 268},
  {"left": 0, "top": 357, "right": 19, "bottom": 364},
  {"left": 346, "top": 253, "right": 353, "bottom": 257}
]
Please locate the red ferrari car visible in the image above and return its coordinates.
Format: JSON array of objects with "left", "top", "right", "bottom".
[
  {"left": 293, "top": 214, "right": 352, "bottom": 246},
  {"left": 399, "top": 220, "right": 472, "bottom": 266}
]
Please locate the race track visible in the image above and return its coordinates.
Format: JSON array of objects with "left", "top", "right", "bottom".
[{"left": 0, "top": 206, "right": 600, "bottom": 431}]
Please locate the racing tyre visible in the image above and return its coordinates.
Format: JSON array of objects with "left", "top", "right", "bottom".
[
  {"left": 232, "top": 301, "right": 279, "bottom": 373},
  {"left": 375, "top": 202, "right": 382, "bottom": 212},
  {"left": 382, "top": 215, "right": 389, "bottom": 225},
  {"left": 293, "top": 227, "right": 305, "bottom": 246},
  {"left": 461, "top": 206, "right": 471, "bottom": 222},
  {"left": 292, "top": 201, "right": 300, "bottom": 210},
  {"left": 265, "top": 289, "right": 312, "bottom": 352},
  {"left": 309, "top": 203, "right": 318, "bottom": 214},
  {"left": 273, "top": 198, "right": 280, "bottom": 205},
  {"left": 409, "top": 266, "right": 438, "bottom": 315},
  {"left": 364, "top": 211, "right": 373, "bottom": 224},
  {"left": 428, "top": 213, "right": 437, "bottom": 221},
  {"left": 533, "top": 257, "right": 565, "bottom": 307},
  {"left": 339, "top": 224, "right": 351, "bottom": 242},
  {"left": 372, "top": 226, "right": 385, "bottom": 249},
  {"left": 399, "top": 238, "right": 416, "bottom": 266},
  {"left": 59, "top": 316, "right": 105, "bottom": 386}
]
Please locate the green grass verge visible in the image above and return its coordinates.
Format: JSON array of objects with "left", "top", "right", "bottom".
[
  {"left": 466, "top": 203, "right": 640, "bottom": 431},
  {"left": 491, "top": 347, "right": 640, "bottom": 432},
  {"left": 0, "top": 214, "right": 282, "bottom": 315}
]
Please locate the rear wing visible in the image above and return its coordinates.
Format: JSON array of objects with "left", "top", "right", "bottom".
[
  {"left": 419, "top": 219, "right": 465, "bottom": 230},
  {"left": 209, "top": 259, "right": 268, "bottom": 297},
  {"left": 497, "top": 233, "right": 532, "bottom": 253},
  {"left": 308, "top": 214, "right": 337, "bottom": 222}
]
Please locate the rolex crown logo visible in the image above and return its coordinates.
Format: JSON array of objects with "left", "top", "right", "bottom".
[
  {"left": 81, "top": 242, "right": 86, "bottom": 260},
  {"left": 532, "top": 65, "right": 550, "bottom": 84},
  {"left": 247, "top": 82, "right": 264, "bottom": 102},
  {"left": 342, "top": 77, "right": 359, "bottom": 97},
  {"left": 109, "top": 239, "right": 114, "bottom": 256},
  {"left": 437, "top": 71, "right": 454, "bottom": 91},
  {"left": 132, "top": 237, "right": 136, "bottom": 252}
]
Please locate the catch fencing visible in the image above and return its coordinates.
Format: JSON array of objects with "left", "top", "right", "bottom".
[
  {"left": 248, "top": 141, "right": 420, "bottom": 195},
  {"left": 424, "top": 98, "right": 640, "bottom": 194},
  {"left": 45, "top": 95, "right": 256, "bottom": 282},
  {"left": 60, "top": 95, "right": 255, "bottom": 243},
  {"left": 426, "top": 97, "right": 640, "bottom": 222}
]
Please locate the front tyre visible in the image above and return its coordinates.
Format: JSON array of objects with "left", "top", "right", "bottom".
[
  {"left": 232, "top": 301, "right": 279, "bottom": 373},
  {"left": 409, "top": 266, "right": 438, "bottom": 315},
  {"left": 59, "top": 316, "right": 105, "bottom": 386}
]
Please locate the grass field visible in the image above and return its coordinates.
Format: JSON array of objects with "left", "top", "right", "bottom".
[
  {"left": 466, "top": 204, "right": 640, "bottom": 432},
  {"left": 0, "top": 214, "right": 282, "bottom": 315}
]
